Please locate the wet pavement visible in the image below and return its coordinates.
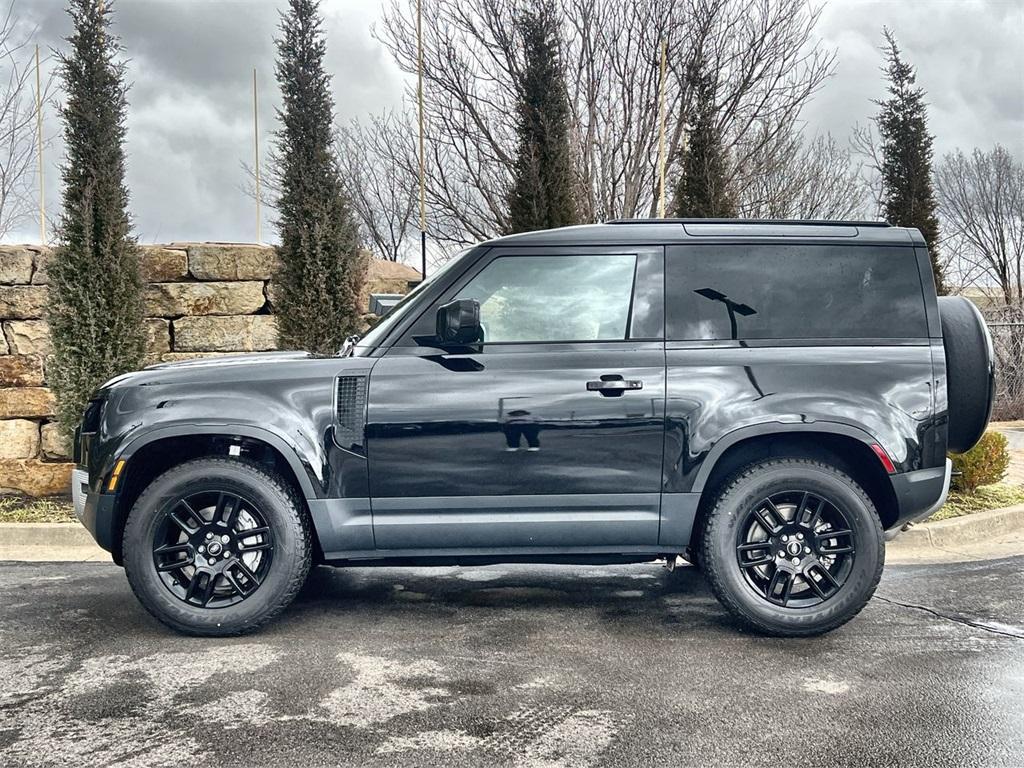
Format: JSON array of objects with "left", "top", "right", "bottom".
[{"left": 1, "top": 556, "right": 1022, "bottom": 767}]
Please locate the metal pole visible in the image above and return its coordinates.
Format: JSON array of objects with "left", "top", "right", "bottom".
[
  {"left": 35, "top": 45, "right": 45, "bottom": 244},
  {"left": 656, "top": 39, "right": 667, "bottom": 219},
  {"left": 417, "top": 0, "right": 426, "bottom": 280},
  {"left": 253, "top": 68, "right": 261, "bottom": 244}
]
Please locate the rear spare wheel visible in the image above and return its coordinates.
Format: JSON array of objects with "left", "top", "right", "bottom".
[{"left": 938, "top": 296, "right": 995, "bottom": 453}]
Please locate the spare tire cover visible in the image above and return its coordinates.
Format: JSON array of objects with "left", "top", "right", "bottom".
[{"left": 938, "top": 296, "right": 995, "bottom": 453}]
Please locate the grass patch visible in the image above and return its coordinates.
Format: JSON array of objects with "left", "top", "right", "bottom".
[
  {"left": 928, "top": 484, "right": 1024, "bottom": 522},
  {"left": 0, "top": 496, "right": 76, "bottom": 523}
]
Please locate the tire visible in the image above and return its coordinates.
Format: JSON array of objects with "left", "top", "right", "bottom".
[
  {"left": 700, "top": 458, "right": 884, "bottom": 637},
  {"left": 123, "top": 457, "right": 311, "bottom": 637},
  {"left": 939, "top": 296, "right": 995, "bottom": 453}
]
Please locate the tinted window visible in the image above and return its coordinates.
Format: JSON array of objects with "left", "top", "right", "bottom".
[
  {"left": 666, "top": 245, "right": 927, "bottom": 340},
  {"left": 456, "top": 254, "right": 637, "bottom": 343}
]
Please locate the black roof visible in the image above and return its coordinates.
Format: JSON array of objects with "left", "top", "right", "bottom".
[
  {"left": 606, "top": 218, "right": 892, "bottom": 228},
  {"left": 482, "top": 219, "right": 924, "bottom": 248}
]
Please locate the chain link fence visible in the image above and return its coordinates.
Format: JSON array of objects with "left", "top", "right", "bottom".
[{"left": 982, "top": 304, "right": 1024, "bottom": 421}]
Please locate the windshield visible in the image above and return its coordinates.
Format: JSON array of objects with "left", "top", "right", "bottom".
[{"left": 356, "top": 246, "right": 477, "bottom": 351}]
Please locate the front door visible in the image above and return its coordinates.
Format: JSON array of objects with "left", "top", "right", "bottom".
[{"left": 364, "top": 246, "right": 666, "bottom": 553}]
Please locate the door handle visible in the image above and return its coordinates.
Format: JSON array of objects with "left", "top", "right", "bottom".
[{"left": 586, "top": 376, "right": 643, "bottom": 395}]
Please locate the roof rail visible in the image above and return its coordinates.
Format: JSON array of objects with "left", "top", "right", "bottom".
[{"left": 606, "top": 218, "right": 891, "bottom": 228}]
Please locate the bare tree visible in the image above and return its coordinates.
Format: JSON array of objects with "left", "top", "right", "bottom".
[
  {"left": 737, "top": 128, "right": 866, "bottom": 219},
  {"left": 850, "top": 122, "right": 884, "bottom": 218},
  {"left": 935, "top": 145, "right": 1024, "bottom": 419},
  {"left": 337, "top": 113, "right": 418, "bottom": 261},
  {"left": 0, "top": 2, "right": 55, "bottom": 240},
  {"left": 368, "top": 0, "right": 836, "bottom": 246},
  {"left": 935, "top": 145, "right": 1024, "bottom": 306}
]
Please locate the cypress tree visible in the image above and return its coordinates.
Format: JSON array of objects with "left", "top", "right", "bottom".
[
  {"left": 507, "top": 0, "right": 577, "bottom": 233},
  {"left": 274, "top": 0, "right": 364, "bottom": 353},
  {"left": 674, "top": 64, "right": 736, "bottom": 218},
  {"left": 48, "top": 0, "right": 145, "bottom": 435},
  {"left": 875, "top": 28, "right": 945, "bottom": 293}
]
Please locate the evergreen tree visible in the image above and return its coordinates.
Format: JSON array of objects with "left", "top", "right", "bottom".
[
  {"left": 875, "top": 28, "right": 945, "bottom": 293},
  {"left": 506, "top": 0, "right": 577, "bottom": 233},
  {"left": 48, "top": 0, "right": 145, "bottom": 435},
  {"left": 274, "top": 0, "right": 364, "bottom": 353},
  {"left": 674, "top": 64, "right": 736, "bottom": 218}
]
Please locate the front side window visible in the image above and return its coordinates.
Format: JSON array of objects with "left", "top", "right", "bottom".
[
  {"left": 455, "top": 254, "right": 637, "bottom": 343},
  {"left": 666, "top": 245, "right": 928, "bottom": 340}
]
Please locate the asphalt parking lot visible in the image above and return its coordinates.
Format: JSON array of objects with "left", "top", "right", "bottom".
[{"left": 1, "top": 556, "right": 1022, "bottom": 768}]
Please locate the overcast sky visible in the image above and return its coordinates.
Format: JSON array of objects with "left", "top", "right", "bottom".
[{"left": 7, "top": 0, "right": 1024, "bottom": 248}]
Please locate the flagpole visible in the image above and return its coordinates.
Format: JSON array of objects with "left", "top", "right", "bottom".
[
  {"left": 35, "top": 45, "right": 45, "bottom": 244},
  {"left": 417, "top": 0, "right": 426, "bottom": 280},
  {"left": 253, "top": 68, "right": 261, "bottom": 244},
  {"left": 656, "top": 38, "right": 667, "bottom": 219}
]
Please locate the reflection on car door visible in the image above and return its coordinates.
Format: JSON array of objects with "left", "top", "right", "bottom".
[{"left": 364, "top": 247, "right": 667, "bottom": 553}]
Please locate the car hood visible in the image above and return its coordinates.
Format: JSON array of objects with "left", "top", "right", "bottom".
[{"left": 99, "top": 351, "right": 342, "bottom": 390}]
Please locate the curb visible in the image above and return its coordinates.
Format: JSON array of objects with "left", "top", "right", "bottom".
[
  {"left": 896, "top": 503, "right": 1024, "bottom": 549},
  {"left": 0, "top": 522, "right": 95, "bottom": 548}
]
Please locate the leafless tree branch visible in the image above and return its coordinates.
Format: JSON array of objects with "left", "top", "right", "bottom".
[
  {"left": 0, "top": 1, "right": 57, "bottom": 240},
  {"left": 363, "top": 0, "right": 836, "bottom": 247},
  {"left": 936, "top": 145, "right": 1024, "bottom": 305}
]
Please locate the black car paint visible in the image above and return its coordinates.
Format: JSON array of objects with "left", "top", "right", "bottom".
[{"left": 76, "top": 222, "right": 949, "bottom": 564}]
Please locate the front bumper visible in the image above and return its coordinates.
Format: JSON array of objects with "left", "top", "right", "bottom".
[
  {"left": 72, "top": 466, "right": 118, "bottom": 556},
  {"left": 886, "top": 458, "right": 952, "bottom": 539}
]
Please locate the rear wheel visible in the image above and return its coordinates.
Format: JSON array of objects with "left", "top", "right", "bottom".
[
  {"left": 123, "top": 457, "right": 311, "bottom": 636},
  {"left": 700, "top": 458, "right": 884, "bottom": 636}
]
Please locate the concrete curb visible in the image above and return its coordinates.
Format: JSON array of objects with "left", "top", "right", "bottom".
[
  {"left": 0, "top": 522, "right": 94, "bottom": 548},
  {"left": 896, "top": 503, "right": 1024, "bottom": 549}
]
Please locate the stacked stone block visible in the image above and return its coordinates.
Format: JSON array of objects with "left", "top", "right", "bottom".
[{"left": 0, "top": 243, "right": 420, "bottom": 496}]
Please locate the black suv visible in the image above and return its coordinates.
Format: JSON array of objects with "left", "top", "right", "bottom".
[{"left": 72, "top": 220, "right": 994, "bottom": 637}]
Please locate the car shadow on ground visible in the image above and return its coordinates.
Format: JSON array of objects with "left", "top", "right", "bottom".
[{"left": 286, "top": 561, "right": 744, "bottom": 635}]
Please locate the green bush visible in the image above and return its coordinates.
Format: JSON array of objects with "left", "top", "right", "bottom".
[
  {"left": 48, "top": 0, "right": 146, "bottom": 435},
  {"left": 273, "top": 0, "right": 365, "bottom": 355},
  {"left": 950, "top": 431, "right": 1010, "bottom": 493}
]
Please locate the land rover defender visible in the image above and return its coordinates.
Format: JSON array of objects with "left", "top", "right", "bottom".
[{"left": 72, "top": 220, "right": 995, "bottom": 636}]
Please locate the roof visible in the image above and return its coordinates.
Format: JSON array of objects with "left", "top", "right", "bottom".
[
  {"left": 367, "top": 258, "right": 422, "bottom": 281},
  {"left": 482, "top": 220, "right": 925, "bottom": 248}
]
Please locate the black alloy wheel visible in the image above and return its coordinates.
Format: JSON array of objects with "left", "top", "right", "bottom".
[
  {"left": 123, "top": 457, "right": 311, "bottom": 636},
  {"left": 700, "top": 458, "right": 884, "bottom": 637},
  {"left": 152, "top": 490, "right": 274, "bottom": 608},
  {"left": 735, "top": 490, "right": 856, "bottom": 608}
]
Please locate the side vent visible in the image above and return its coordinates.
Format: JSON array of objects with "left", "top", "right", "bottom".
[{"left": 335, "top": 374, "right": 368, "bottom": 452}]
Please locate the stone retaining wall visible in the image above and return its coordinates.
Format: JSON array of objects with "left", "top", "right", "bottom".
[{"left": 0, "top": 243, "right": 420, "bottom": 496}]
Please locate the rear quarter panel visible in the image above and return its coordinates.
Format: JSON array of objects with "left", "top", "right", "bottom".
[{"left": 664, "top": 343, "right": 936, "bottom": 492}]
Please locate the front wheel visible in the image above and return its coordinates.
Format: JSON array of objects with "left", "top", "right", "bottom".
[
  {"left": 700, "top": 458, "right": 884, "bottom": 637},
  {"left": 123, "top": 457, "right": 311, "bottom": 636}
]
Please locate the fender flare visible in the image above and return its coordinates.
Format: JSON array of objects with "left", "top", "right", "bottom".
[
  {"left": 115, "top": 423, "right": 322, "bottom": 499},
  {"left": 689, "top": 421, "right": 887, "bottom": 494}
]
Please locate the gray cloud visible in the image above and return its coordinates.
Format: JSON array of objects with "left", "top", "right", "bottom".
[
  {"left": 5, "top": 0, "right": 1022, "bottom": 245},
  {"left": 12, "top": 0, "right": 404, "bottom": 244},
  {"left": 805, "top": 0, "right": 1024, "bottom": 158}
]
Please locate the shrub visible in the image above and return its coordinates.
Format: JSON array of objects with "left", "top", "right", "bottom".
[
  {"left": 950, "top": 431, "right": 1010, "bottom": 493},
  {"left": 273, "top": 0, "right": 365, "bottom": 354},
  {"left": 506, "top": 1, "right": 578, "bottom": 234},
  {"left": 48, "top": 0, "right": 146, "bottom": 435}
]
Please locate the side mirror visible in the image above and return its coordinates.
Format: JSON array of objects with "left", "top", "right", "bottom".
[{"left": 436, "top": 299, "right": 482, "bottom": 345}]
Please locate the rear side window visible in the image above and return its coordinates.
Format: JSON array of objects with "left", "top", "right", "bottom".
[{"left": 666, "top": 245, "right": 928, "bottom": 340}]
